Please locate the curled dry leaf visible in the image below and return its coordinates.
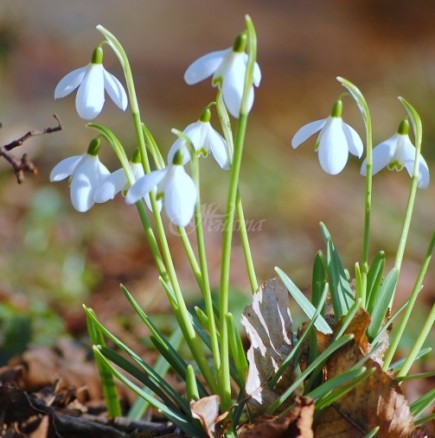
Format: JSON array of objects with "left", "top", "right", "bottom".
[
  {"left": 237, "top": 396, "right": 314, "bottom": 438},
  {"left": 241, "top": 277, "right": 294, "bottom": 415},
  {"left": 315, "top": 308, "right": 415, "bottom": 438},
  {"left": 191, "top": 395, "right": 221, "bottom": 438}
]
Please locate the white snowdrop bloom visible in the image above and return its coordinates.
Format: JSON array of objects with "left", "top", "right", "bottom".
[
  {"left": 291, "top": 100, "right": 363, "bottom": 175},
  {"left": 361, "top": 120, "right": 430, "bottom": 189},
  {"left": 184, "top": 35, "right": 261, "bottom": 118},
  {"left": 126, "top": 160, "right": 197, "bottom": 227},
  {"left": 94, "top": 160, "right": 162, "bottom": 211},
  {"left": 54, "top": 47, "right": 127, "bottom": 120},
  {"left": 50, "top": 140, "right": 110, "bottom": 212},
  {"left": 168, "top": 110, "right": 230, "bottom": 169}
]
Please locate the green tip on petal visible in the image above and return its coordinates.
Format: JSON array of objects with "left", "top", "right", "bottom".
[
  {"left": 172, "top": 149, "right": 184, "bottom": 165},
  {"left": 397, "top": 119, "right": 410, "bottom": 135},
  {"left": 199, "top": 108, "right": 211, "bottom": 123},
  {"left": 91, "top": 46, "right": 104, "bottom": 64},
  {"left": 388, "top": 160, "right": 404, "bottom": 172},
  {"left": 331, "top": 100, "right": 343, "bottom": 118},
  {"left": 233, "top": 32, "right": 247, "bottom": 53},
  {"left": 131, "top": 149, "right": 141, "bottom": 163},
  {"left": 87, "top": 138, "right": 101, "bottom": 156}
]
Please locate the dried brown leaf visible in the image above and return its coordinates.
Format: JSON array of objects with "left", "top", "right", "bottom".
[
  {"left": 315, "top": 308, "right": 414, "bottom": 438},
  {"left": 237, "top": 396, "right": 314, "bottom": 438},
  {"left": 191, "top": 395, "right": 221, "bottom": 438},
  {"left": 241, "top": 278, "right": 294, "bottom": 414}
]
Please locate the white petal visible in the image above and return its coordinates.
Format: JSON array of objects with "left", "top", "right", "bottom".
[
  {"left": 103, "top": 69, "right": 128, "bottom": 111},
  {"left": 50, "top": 155, "right": 83, "bottom": 182},
  {"left": 163, "top": 166, "right": 197, "bottom": 227},
  {"left": 76, "top": 64, "right": 105, "bottom": 120},
  {"left": 70, "top": 155, "right": 107, "bottom": 212},
  {"left": 54, "top": 66, "right": 87, "bottom": 99},
  {"left": 184, "top": 49, "right": 229, "bottom": 85},
  {"left": 253, "top": 62, "right": 262, "bottom": 87},
  {"left": 342, "top": 122, "right": 363, "bottom": 158},
  {"left": 125, "top": 169, "right": 166, "bottom": 204},
  {"left": 291, "top": 119, "right": 326, "bottom": 149},
  {"left": 206, "top": 127, "right": 230, "bottom": 169},
  {"left": 94, "top": 168, "right": 126, "bottom": 203},
  {"left": 317, "top": 118, "right": 348, "bottom": 175},
  {"left": 362, "top": 136, "right": 397, "bottom": 175},
  {"left": 184, "top": 122, "right": 206, "bottom": 151},
  {"left": 404, "top": 156, "right": 430, "bottom": 189},
  {"left": 221, "top": 53, "right": 247, "bottom": 117},
  {"left": 167, "top": 138, "right": 191, "bottom": 165}
]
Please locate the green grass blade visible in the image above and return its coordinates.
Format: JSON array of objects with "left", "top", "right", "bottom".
[
  {"left": 363, "top": 426, "right": 380, "bottom": 438},
  {"left": 367, "top": 268, "right": 398, "bottom": 340},
  {"left": 275, "top": 267, "right": 332, "bottom": 334},
  {"left": 320, "top": 223, "right": 354, "bottom": 317},
  {"left": 226, "top": 313, "right": 248, "bottom": 388}
]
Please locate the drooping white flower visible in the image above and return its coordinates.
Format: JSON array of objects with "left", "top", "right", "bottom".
[
  {"left": 125, "top": 157, "right": 197, "bottom": 227},
  {"left": 361, "top": 120, "right": 430, "bottom": 189},
  {"left": 168, "top": 109, "right": 230, "bottom": 169},
  {"left": 94, "top": 158, "right": 162, "bottom": 211},
  {"left": 184, "top": 34, "right": 261, "bottom": 118},
  {"left": 54, "top": 47, "right": 127, "bottom": 120},
  {"left": 291, "top": 100, "right": 363, "bottom": 175},
  {"left": 50, "top": 139, "right": 109, "bottom": 212}
]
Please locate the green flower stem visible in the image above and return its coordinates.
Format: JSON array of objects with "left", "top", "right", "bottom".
[
  {"left": 172, "top": 128, "right": 221, "bottom": 381},
  {"left": 88, "top": 123, "right": 167, "bottom": 277},
  {"left": 236, "top": 192, "right": 258, "bottom": 292},
  {"left": 397, "top": 303, "right": 435, "bottom": 378},
  {"left": 177, "top": 229, "right": 202, "bottom": 285},
  {"left": 215, "top": 59, "right": 258, "bottom": 294},
  {"left": 97, "top": 26, "right": 216, "bottom": 392},
  {"left": 383, "top": 230, "right": 435, "bottom": 370},
  {"left": 219, "top": 15, "right": 257, "bottom": 411},
  {"left": 97, "top": 25, "right": 151, "bottom": 174},
  {"left": 393, "top": 99, "right": 423, "bottom": 283}
]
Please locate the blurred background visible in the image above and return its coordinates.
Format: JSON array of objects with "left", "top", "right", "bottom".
[{"left": 0, "top": 0, "right": 433, "bottom": 388}]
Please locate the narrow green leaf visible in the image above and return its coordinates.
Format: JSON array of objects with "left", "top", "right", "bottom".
[
  {"left": 275, "top": 267, "right": 332, "bottom": 334},
  {"left": 410, "top": 388, "right": 435, "bottom": 416},
  {"left": 314, "top": 368, "right": 374, "bottom": 411},
  {"left": 320, "top": 223, "right": 354, "bottom": 317},
  {"left": 366, "top": 251, "right": 385, "bottom": 314},
  {"left": 120, "top": 285, "right": 188, "bottom": 378},
  {"left": 85, "top": 307, "right": 122, "bottom": 418},
  {"left": 270, "top": 283, "right": 328, "bottom": 389},
  {"left": 186, "top": 364, "right": 200, "bottom": 401},
  {"left": 128, "top": 326, "right": 184, "bottom": 420},
  {"left": 363, "top": 426, "right": 380, "bottom": 438},
  {"left": 390, "top": 347, "right": 432, "bottom": 372},
  {"left": 312, "top": 251, "right": 326, "bottom": 315},
  {"left": 226, "top": 313, "right": 248, "bottom": 388},
  {"left": 367, "top": 268, "right": 398, "bottom": 340},
  {"left": 92, "top": 346, "right": 203, "bottom": 437},
  {"left": 267, "top": 334, "right": 354, "bottom": 414}
]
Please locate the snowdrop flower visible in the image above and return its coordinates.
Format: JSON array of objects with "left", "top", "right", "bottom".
[
  {"left": 168, "top": 109, "right": 230, "bottom": 169},
  {"left": 54, "top": 47, "right": 128, "bottom": 120},
  {"left": 291, "top": 100, "right": 363, "bottom": 175},
  {"left": 126, "top": 151, "right": 197, "bottom": 227},
  {"left": 184, "top": 33, "right": 261, "bottom": 118},
  {"left": 361, "top": 119, "right": 430, "bottom": 189},
  {"left": 50, "top": 138, "right": 110, "bottom": 212},
  {"left": 94, "top": 152, "right": 162, "bottom": 211}
]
